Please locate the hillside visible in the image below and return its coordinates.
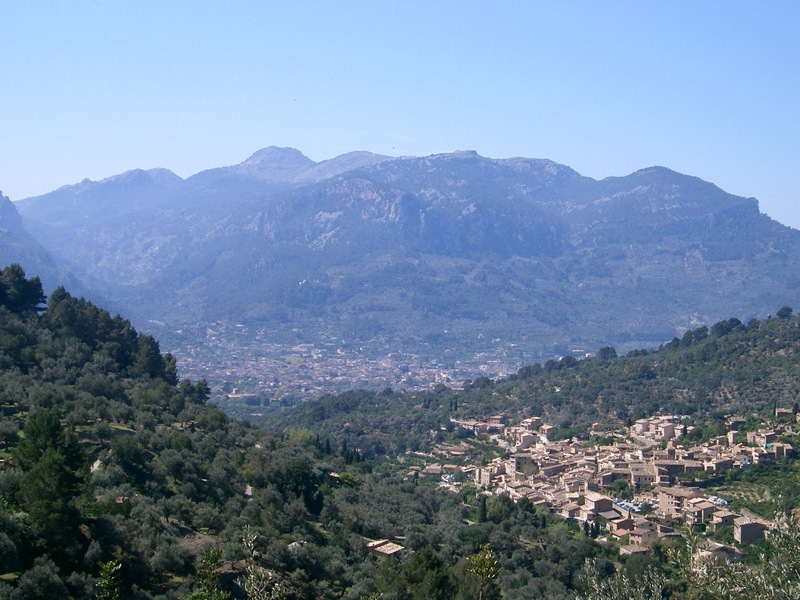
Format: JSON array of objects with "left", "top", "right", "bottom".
[
  {"left": 5, "top": 267, "right": 800, "bottom": 598},
  {"left": 260, "top": 307, "right": 800, "bottom": 457},
  {"left": 0, "top": 192, "right": 76, "bottom": 295},
  {"left": 14, "top": 148, "right": 800, "bottom": 399},
  {"left": 0, "top": 266, "right": 626, "bottom": 599}
]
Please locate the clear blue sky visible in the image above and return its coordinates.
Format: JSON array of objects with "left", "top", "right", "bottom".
[{"left": 2, "top": 2, "right": 799, "bottom": 228}]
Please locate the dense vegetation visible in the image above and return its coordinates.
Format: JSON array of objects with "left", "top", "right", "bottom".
[
  {"left": 0, "top": 265, "right": 644, "bottom": 599},
  {"left": 5, "top": 263, "right": 800, "bottom": 599},
  {"left": 262, "top": 308, "right": 800, "bottom": 458}
]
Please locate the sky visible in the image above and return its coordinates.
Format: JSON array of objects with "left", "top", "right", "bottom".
[{"left": 2, "top": 2, "right": 799, "bottom": 228}]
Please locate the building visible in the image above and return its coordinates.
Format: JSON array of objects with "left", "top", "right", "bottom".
[
  {"left": 629, "top": 528, "right": 658, "bottom": 546},
  {"left": 685, "top": 499, "right": 717, "bottom": 526},
  {"left": 366, "top": 539, "right": 405, "bottom": 558},
  {"left": 734, "top": 517, "right": 769, "bottom": 544},
  {"left": 657, "top": 486, "right": 702, "bottom": 519}
]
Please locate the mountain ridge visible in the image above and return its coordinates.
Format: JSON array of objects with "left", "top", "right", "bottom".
[{"left": 11, "top": 147, "right": 800, "bottom": 397}]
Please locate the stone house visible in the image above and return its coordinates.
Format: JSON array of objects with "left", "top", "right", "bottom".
[
  {"left": 734, "top": 517, "right": 769, "bottom": 544},
  {"left": 685, "top": 499, "right": 718, "bottom": 525},
  {"left": 657, "top": 486, "right": 702, "bottom": 519},
  {"left": 629, "top": 528, "right": 658, "bottom": 546}
]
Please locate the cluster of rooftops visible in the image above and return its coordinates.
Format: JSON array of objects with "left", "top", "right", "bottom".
[{"left": 415, "top": 412, "right": 796, "bottom": 556}]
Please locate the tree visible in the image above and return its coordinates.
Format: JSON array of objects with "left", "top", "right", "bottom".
[
  {"left": 14, "top": 409, "right": 82, "bottom": 475},
  {"left": 0, "top": 532, "right": 20, "bottom": 573},
  {"left": 0, "top": 420, "right": 18, "bottom": 450},
  {"left": 0, "top": 264, "right": 46, "bottom": 314},
  {"left": 129, "top": 335, "right": 166, "bottom": 379},
  {"left": 777, "top": 305, "right": 794, "bottom": 319},
  {"left": 478, "top": 495, "right": 487, "bottom": 523},
  {"left": 17, "top": 448, "right": 82, "bottom": 545},
  {"left": 10, "top": 556, "right": 70, "bottom": 600},
  {"left": 597, "top": 346, "right": 617, "bottom": 361},
  {"left": 14, "top": 410, "right": 84, "bottom": 554},
  {"left": 466, "top": 544, "right": 500, "bottom": 600},
  {"left": 97, "top": 560, "right": 123, "bottom": 600},
  {"left": 183, "top": 547, "right": 230, "bottom": 600},
  {"left": 403, "top": 546, "right": 454, "bottom": 600},
  {"left": 181, "top": 379, "right": 211, "bottom": 405},
  {"left": 163, "top": 352, "right": 179, "bottom": 386},
  {"left": 486, "top": 494, "right": 513, "bottom": 523},
  {"left": 238, "top": 527, "right": 284, "bottom": 600},
  {"left": 608, "top": 478, "right": 633, "bottom": 500},
  {"left": 578, "top": 558, "right": 668, "bottom": 600}
]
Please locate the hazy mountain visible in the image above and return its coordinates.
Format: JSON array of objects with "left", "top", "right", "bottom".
[
  {"left": 14, "top": 148, "right": 800, "bottom": 388},
  {"left": 0, "top": 191, "right": 79, "bottom": 293}
]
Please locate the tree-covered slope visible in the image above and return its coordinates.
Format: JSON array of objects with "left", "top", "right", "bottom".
[
  {"left": 0, "top": 265, "right": 251, "bottom": 598},
  {"left": 0, "top": 266, "right": 627, "bottom": 600}
]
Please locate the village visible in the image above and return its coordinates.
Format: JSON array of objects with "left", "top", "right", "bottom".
[{"left": 409, "top": 411, "right": 798, "bottom": 561}]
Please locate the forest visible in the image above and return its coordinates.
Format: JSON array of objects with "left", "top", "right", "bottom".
[{"left": 2, "top": 264, "right": 800, "bottom": 599}]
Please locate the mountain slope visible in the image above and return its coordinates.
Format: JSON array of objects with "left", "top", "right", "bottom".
[
  {"left": 0, "top": 191, "right": 79, "bottom": 294},
  {"left": 13, "top": 148, "right": 800, "bottom": 395}
]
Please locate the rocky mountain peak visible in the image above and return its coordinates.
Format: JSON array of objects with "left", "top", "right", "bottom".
[
  {"left": 233, "top": 147, "right": 316, "bottom": 181},
  {"left": 0, "top": 192, "right": 23, "bottom": 231}
]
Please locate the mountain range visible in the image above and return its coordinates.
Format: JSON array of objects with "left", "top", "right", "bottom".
[{"left": 8, "top": 147, "right": 800, "bottom": 396}]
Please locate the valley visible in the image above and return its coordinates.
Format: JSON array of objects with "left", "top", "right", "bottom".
[
  {"left": 4, "top": 149, "right": 800, "bottom": 599},
  {"left": 2, "top": 268, "right": 800, "bottom": 598},
  {"left": 162, "top": 319, "right": 524, "bottom": 408}
]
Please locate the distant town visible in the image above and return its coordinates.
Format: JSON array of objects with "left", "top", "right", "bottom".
[{"left": 164, "top": 321, "right": 535, "bottom": 404}]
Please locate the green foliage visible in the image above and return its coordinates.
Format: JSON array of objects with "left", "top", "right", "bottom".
[
  {"left": 14, "top": 410, "right": 84, "bottom": 557},
  {"left": 608, "top": 478, "right": 633, "bottom": 500},
  {"left": 466, "top": 543, "right": 500, "bottom": 600},
  {"left": 183, "top": 547, "right": 230, "bottom": 600},
  {"left": 0, "top": 265, "right": 45, "bottom": 315},
  {"left": 96, "top": 560, "right": 122, "bottom": 600},
  {"left": 44, "top": 286, "right": 139, "bottom": 373},
  {"left": 403, "top": 546, "right": 455, "bottom": 600},
  {"left": 678, "top": 513, "right": 800, "bottom": 599},
  {"left": 238, "top": 527, "right": 284, "bottom": 600},
  {"left": 9, "top": 556, "right": 69, "bottom": 600},
  {"left": 14, "top": 409, "right": 82, "bottom": 474},
  {"left": 477, "top": 494, "right": 487, "bottom": 523},
  {"left": 0, "top": 268, "right": 257, "bottom": 597},
  {"left": 579, "top": 558, "right": 669, "bottom": 600}
]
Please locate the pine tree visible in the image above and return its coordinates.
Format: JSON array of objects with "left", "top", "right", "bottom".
[{"left": 14, "top": 409, "right": 84, "bottom": 555}]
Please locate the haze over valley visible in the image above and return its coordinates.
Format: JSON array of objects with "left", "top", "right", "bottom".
[{"left": 5, "top": 147, "right": 800, "bottom": 407}]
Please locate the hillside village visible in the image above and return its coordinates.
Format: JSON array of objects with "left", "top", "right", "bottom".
[{"left": 413, "top": 412, "right": 797, "bottom": 559}]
